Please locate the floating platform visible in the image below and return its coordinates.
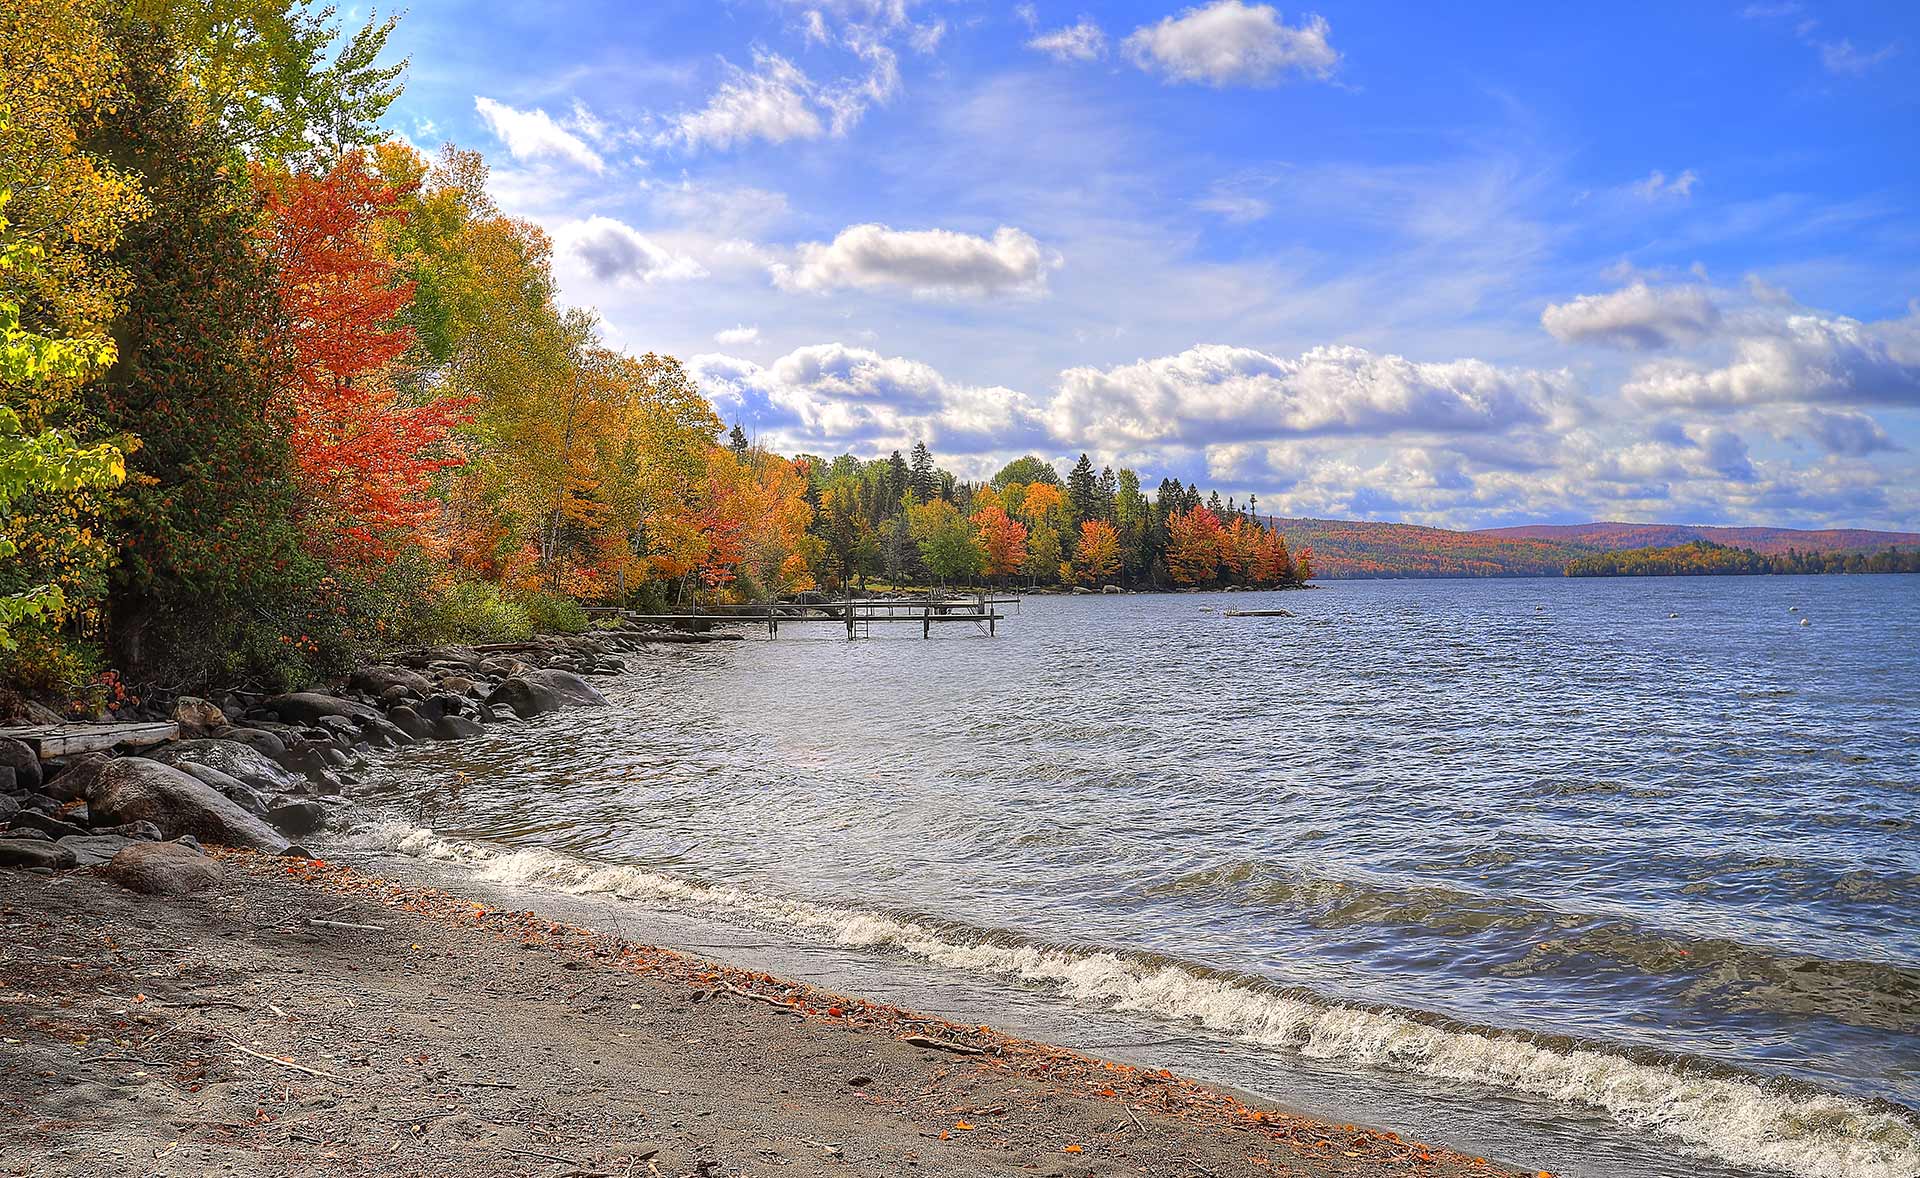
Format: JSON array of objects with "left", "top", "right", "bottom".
[
  {"left": 0, "top": 721, "right": 178, "bottom": 759},
  {"left": 1222, "top": 609, "right": 1295, "bottom": 617}
]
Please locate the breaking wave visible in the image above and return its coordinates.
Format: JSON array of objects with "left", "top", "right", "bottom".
[{"left": 353, "top": 821, "right": 1920, "bottom": 1178}]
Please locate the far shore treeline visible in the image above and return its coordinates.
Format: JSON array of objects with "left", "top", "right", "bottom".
[
  {"left": 1563, "top": 540, "right": 1920, "bottom": 578},
  {"left": 0, "top": 2, "right": 1308, "bottom": 706}
]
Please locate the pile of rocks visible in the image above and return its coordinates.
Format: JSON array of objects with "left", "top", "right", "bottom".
[{"left": 0, "top": 633, "right": 623, "bottom": 886}]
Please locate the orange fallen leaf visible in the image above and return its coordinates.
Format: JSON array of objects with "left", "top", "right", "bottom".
[
  {"left": 953, "top": 1121, "right": 975, "bottom": 1131},
  {"left": 1062, "top": 1144, "right": 1083, "bottom": 1153}
]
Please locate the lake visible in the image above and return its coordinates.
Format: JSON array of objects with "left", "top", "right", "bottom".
[{"left": 344, "top": 575, "right": 1920, "bottom": 1178}]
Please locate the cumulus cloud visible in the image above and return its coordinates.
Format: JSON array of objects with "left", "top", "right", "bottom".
[
  {"left": 1631, "top": 169, "right": 1697, "bottom": 200},
  {"left": 692, "top": 343, "right": 1049, "bottom": 458},
  {"left": 1625, "top": 313, "right": 1920, "bottom": 410},
  {"left": 1027, "top": 18, "right": 1108, "bottom": 62},
  {"left": 1046, "top": 343, "right": 1578, "bottom": 450},
  {"left": 563, "top": 217, "right": 706, "bottom": 284},
  {"left": 1774, "top": 407, "right": 1900, "bottom": 456},
  {"left": 714, "top": 324, "right": 761, "bottom": 346},
  {"left": 474, "top": 97, "right": 606, "bottom": 172},
  {"left": 662, "top": 55, "right": 825, "bottom": 151},
  {"left": 770, "top": 224, "right": 1058, "bottom": 297},
  {"left": 1541, "top": 283, "right": 1722, "bottom": 350},
  {"left": 1124, "top": 2, "right": 1339, "bottom": 87}
]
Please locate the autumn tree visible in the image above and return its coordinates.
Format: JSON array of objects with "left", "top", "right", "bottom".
[
  {"left": 910, "top": 496, "right": 979, "bottom": 585},
  {"left": 972, "top": 504, "right": 1028, "bottom": 583},
  {"left": 1166, "top": 504, "right": 1226, "bottom": 586},
  {"left": 1074, "top": 520, "right": 1120, "bottom": 585}
]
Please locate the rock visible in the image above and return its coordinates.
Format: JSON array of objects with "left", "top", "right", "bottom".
[
  {"left": 146, "top": 739, "right": 306, "bottom": 794},
  {"left": 0, "top": 827, "right": 49, "bottom": 841},
  {"left": 55, "top": 834, "right": 134, "bottom": 867},
  {"left": 85, "top": 757, "right": 289, "bottom": 852},
  {"left": 360, "top": 714, "right": 411, "bottom": 747},
  {"left": 0, "top": 765, "right": 12, "bottom": 793},
  {"left": 176, "top": 762, "right": 272, "bottom": 814},
  {"left": 415, "top": 692, "right": 470, "bottom": 722},
  {"left": 479, "top": 656, "right": 531, "bottom": 678},
  {"left": 386, "top": 704, "right": 432, "bottom": 740},
  {"left": 438, "top": 674, "right": 484, "bottom": 697},
  {"left": 103, "top": 841, "right": 221, "bottom": 895},
  {"left": 94, "top": 820, "right": 164, "bottom": 841},
  {"left": 378, "top": 684, "right": 416, "bottom": 706},
  {"left": 217, "top": 725, "right": 289, "bottom": 760},
  {"left": 262, "top": 692, "right": 380, "bottom": 725},
  {"left": 349, "top": 664, "right": 435, "bottom": 698},
  {"left": 432, "top": 714, "right": 485, "bottom": 741},
  {"left": 1072, "top": 585, "right": 1094, "bottom": 595},
  {"left": 0, "top": 839, "right": 74, "bottom": 871},
  {"left": 0, "top": 737, "right": 41, "bottom": 794},
  {"left": 0, "top": 794, "right": 16, "bottom": 825},
  {"left": 40, "top": 752, "right": 111, "bottom": 802},
  {"left": 265, "top": 799, "right": 327, "bottom": 836},
  {"left": 1103, "top": 584, "right": 1124, "bottom": 594},
  {"left": 484, "top": 669, "right": 610, "bottom": 719},
  {"left": 171, "top": 696, "right": 227, "bottom": 737},
  {"left": 480, "top": 704, "right": 523, "bottom": 725},
  {"left": 7, "top": 809, "right": 88, "bottom": 840}
]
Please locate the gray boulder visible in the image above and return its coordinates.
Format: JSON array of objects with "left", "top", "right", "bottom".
[
  {"left": 386, "top": 704, "right": 432, "bottom": 740},
  {"left": 146, "top": 739, "right": 306, "bottom": 794},
  {"left": 0, "top": 839, "right": 74, "bottom": 871},
  {"left": 56, "top": 834, "right": 134, "bottom": 867},
  {"left": 265, "top": 799, "right": 327, "bottom": 836},
  {"left": 175, "top": 761, "right": 272, "bottom": 815},
  {"left": 432, "top": 714, "right": 484, "bottom": 741},
  {"left": 103, "top": 841, "right": 221, "bottom": 895},
  {"left": 85, "top": 757, "right": 289, "bottom": 852},
  {"left": 349, "top": 664, "right": 434, "bottom": 697},
  {"left": 484, "top": 668, "right": 610, "bottom": 719},
  {"left": 40, "top": 752, "right": 110, "bottom": 802},
  {"left": 218, "top": 726, "right": 288, "bottom": 760},
  {"left": 8, "top": 808, "right": 86, "bottom": 839},
  {"left": 0, "top": 737, "right": 41, "bottom": 794},
  {"left": 0, "top": 794, "right": 17, "bottom": 825},
  {"left": 262, "top": 692, "right": 380, "bottom": 725}
]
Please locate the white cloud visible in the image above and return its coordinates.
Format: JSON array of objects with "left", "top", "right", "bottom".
[
  {"left": 1631, "top": 168, "right": 1698, "bottom": 200},
  {"left": 714, "top": 324, "right": 762, "bottom": 346},
  {"left": 692, "top": 343, "right": 1049, "bottom": 459},
  {"left": 771, "top": 224, "right": 1058, "bottom": 297},
  {"left": 473, "top": 97, "right": 606, "bottom": 173},
  {"left": 1625, "top": 313, "right": 1920, "bottom": 410},
  {"left": 662, "top": 55, "right": 825, "bottom": 151},
  {"left": 1123, "top": 2, "right": 1339, "bottom": 87},
  {"left": 1817, "top": 38, "right": 1900, "bottom": 76},
  {"left": 1047, "top": 343, "right": 1578, "bottom": 449},
  {"left": 1027, "top": 18, "right": 1108, "bottom": 62},
  {"left": 562, "top": 217, "right": 707, "bottom": 284},
  {"left": 1541, "top": 283, "right": 1722, "bottom": 350},
  {"left": 1774, "top": 407, "right": 1900, "bottom": 456},
  {"left": 1195, "top": 190, "right": 1271, "bottom": 224}
]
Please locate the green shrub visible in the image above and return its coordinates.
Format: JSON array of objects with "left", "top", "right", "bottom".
[
  {"left": 398, "top": 581, "right": 533, "bottom": 646},
  {"left": 512, "top": 589, "right": 587, "bottom": 634}
]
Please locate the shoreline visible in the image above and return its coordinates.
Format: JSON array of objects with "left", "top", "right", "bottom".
[{"left": 0, "top": 852, "right": 1526, "bottom": 1178}]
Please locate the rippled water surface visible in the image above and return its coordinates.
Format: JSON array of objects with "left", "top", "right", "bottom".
[{"left": 351, "top": 576, "right": 1920, "bottom": 1178}]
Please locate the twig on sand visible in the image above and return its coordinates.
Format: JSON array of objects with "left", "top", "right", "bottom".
[
  {"left": 717, "top": 981, "right": 804, "bottom": 1016},
  {"left": 505, "top": 1146, "right": 582, "bottom": 1166},
  {"left": 306, "top": 917, "right": 387, "bottom": 932},
  {"left": 453, "top": 1078, "right": 518, "bottom": 1089},
  {"left": 228, "top": 1040, "right": 350, "bottom": 1082},
  {"left": 901, "top": 1034, "right": 985, "bottom": 1056},
  {"left": 1126, "top": 1105, "right": 1147, "bottom": 1134}
]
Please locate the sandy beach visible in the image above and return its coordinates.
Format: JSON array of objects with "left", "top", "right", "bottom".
[{"left": 0, "top": 853, "right": 1526, "bottom": 1178}]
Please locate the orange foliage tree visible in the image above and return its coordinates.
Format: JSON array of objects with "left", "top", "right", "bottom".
[
  {"left": 258, "top": 152, "right": 469, "bottom": 566},
  {"left": 1074, "top": 519, "right": 1120, "bottom": 584},
  {"left": 972, "top": 504, "right": 1028, "bottom": 581},
  {"left": 1166, "top": 505, "right": 1225, "bottom": 585}
]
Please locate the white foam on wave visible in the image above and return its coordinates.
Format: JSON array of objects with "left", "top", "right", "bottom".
[{"left": 357, "top": 822, "right": 1920, "bottom": 1178}]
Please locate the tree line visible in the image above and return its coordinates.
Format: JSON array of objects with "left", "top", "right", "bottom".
[
  {"left": 1563, "top": 540, "right": 1920, "bottom": 577},
  {"left": 0, "top": 3, "right": 1308, "bottom": 709},
  {"left": 787, "top": 443, "right": 1312, "bottom": 593}
]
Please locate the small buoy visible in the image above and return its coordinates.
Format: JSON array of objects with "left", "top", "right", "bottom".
[
  {"left": 1668, "top": 613, "right": 1679, "bottom": 618},
  {"left": 1789, "top": 606, "right": 1799, "bottom": 613},
  {"left": 1799, "top": 617, "right": 1810, "bottom": 626}
]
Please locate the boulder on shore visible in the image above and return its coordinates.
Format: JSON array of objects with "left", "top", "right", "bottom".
[
  {"left": 262, "top": 692, "right": 380, "bottom": 725},
  {"left": 146, "top": 739, "right": 305, "bottom": 794},
  {"left": 85, "top": 757, "right": 289, "bottom": 853},
  {"left": 171, "top": 696, "right": 227, "bottom": 737},
  {"left": 0, "top": 838, "right": 75, "bottom": 871},
  {"left": 349, "top": 664, "right": 434, "bottom": 698},
  {"left": 484, "top": 668, "right": 610, "bottom": 719},
  {"left": 104, "top": 841, "right": 221, "bottom": 895},
  {"left": 0, "top": 737, "right": 42, "bottom": 794}
]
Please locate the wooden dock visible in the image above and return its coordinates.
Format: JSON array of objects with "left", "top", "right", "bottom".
[
  {"left": 615, "top": 593, "right": 1019, "bottom": 640},
  {"left": 0, "top": 721, "right": 178, "bottom": 758}
]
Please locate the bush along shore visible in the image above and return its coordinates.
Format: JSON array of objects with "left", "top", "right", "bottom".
[{"left": 0, "top": 626, "right": 703, "bottom": 880}]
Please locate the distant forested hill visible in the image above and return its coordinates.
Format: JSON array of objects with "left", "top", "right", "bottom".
[
  {"left": 1476, "top": 522, "right": 1920, "bottom": 555},
  {"left": 1267, "top": 518, "right": 1920, "bottom": 578},
  {"left": 1565, "top": 540, "right": 1920, "bottom": 577}
]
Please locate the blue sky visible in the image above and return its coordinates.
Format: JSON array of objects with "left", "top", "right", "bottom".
[{"left": 374, "top": 1, "right": 1919, "bottom": 529}]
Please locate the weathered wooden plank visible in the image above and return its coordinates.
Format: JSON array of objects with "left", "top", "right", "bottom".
[{"left": 0, "top": 721, "right": 178, "bottom": 759}]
